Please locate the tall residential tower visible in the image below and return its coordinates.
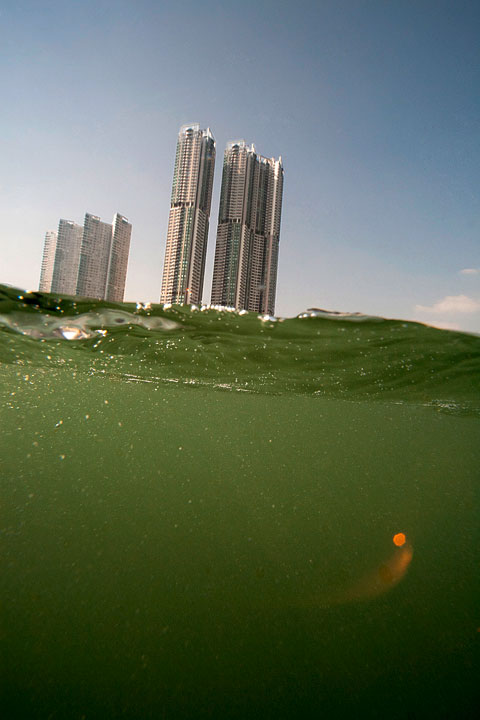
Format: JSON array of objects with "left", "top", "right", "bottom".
[
  {"left": 160, "top": 124, "right": 215, "bottom": 305},
  {"left": 51, "top": 219, "right": 84, "bottom": 295},
  {"left": 76, "top": 213, "right": 114, "bottom": 299},
  {"left": 211, "top": 141, "right": 283, "bottom": 314},
  {"left": 105, "top": 214, "right": 133, "bottom": 302},
  {"left": 39, "top": 230, "right": 58, "bottom": 292},
  {"left": 76, "top": 212, "right": 132, "bottom": 300}
]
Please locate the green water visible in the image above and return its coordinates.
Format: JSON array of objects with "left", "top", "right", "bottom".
[{"left": 1, "top": 284, "right": 480, "bottom": 718}]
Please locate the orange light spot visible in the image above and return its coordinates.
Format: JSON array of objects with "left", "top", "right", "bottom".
[{"left": 393, "top": 533, "right": 407, "bottom": 547}]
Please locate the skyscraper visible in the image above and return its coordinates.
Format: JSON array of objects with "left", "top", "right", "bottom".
[
  {"left": 105, "top": 214, "right": 132, "bottom": 302},
  {"left": 51, "top": 219, "right": 84, "bottom": 295},
  {"left": 211, "top": 141, "right": 284, "bottom": 315},
  {"left": 76, "top": 213, "right": 113, "bottom": 299},
  {"left": 75, "top": 213, "right": 132, "bottom": 301},
  {"left": 160, "top": 124, "right": 215, "bottom": 305},
  {"left": 39, "top": 230, "right": 58, "bottom": 292}
]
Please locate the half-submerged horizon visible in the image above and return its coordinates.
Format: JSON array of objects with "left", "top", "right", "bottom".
[{"left": 2, "top": 282, "right": 478, "bottom": 334}]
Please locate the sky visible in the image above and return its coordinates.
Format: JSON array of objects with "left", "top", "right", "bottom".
[{"left": 1, "top": 0, "right": 479, "bottom": 331}]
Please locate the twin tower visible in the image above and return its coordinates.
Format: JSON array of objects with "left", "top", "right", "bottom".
[{"left": 160, "top": 124, "right": 284, "bottom": 315}]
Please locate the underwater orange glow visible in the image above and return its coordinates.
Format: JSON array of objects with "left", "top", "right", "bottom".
[{"left": 393, "top": 533, "right": 407, "bottom": 547}]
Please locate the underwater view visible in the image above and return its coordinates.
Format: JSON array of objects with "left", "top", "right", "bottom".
[{"left": 1, "top": 283, "right": 479, "bottom": 719}]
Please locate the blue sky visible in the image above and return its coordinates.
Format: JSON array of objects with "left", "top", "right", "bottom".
[{"left": 1, "top": 0, "right": 479, "bottom": 331}]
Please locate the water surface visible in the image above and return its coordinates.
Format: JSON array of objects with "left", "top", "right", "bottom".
[{"left": 1, "top": 285, "right": 479, "bottom": 718}]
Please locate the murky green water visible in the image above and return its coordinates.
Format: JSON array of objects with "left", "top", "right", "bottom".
[{"left": 1, "top": 284, "right": 479, "bottom": 718}]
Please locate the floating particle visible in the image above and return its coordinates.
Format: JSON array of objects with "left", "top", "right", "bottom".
[{"left": 393, "top": 532, "right": 407, "bottom": 547}]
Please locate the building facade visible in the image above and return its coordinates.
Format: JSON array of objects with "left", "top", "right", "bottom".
[
  {"left": 105, "top": 214, "right": 132, "bottom": 302},
  {"left": 39, "top": 230, "right": 58, "bottom": 292},
  {"left": 76, "top": 213, "right": 113, "bottom": 299},
  {"left": 50, "top": 219, "right": 84, "bottom": 295},
  {"left": 211, "top": 141, "right": 283, "bottom": 314},
  {"left": 160, "top": 124, "right": 215, "bottom": 305}
]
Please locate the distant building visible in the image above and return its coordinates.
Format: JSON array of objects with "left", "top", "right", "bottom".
[
  {"left": 105, "top": 214, "right": 133, "bottom": 302},
  {"left": 41, "top": 213, "right": 131, "bottom": 301},
  {"left": 39, "top": 230, "right": 58, "bottom": 292},
  {"left": 160, "top": 123, "right": 216, "bottom": 305},
  {"left": 76, "top": 213, "right": 115, "bottom": 299},
  {"left": 51, "top": 219, "right": 84, "bottom": 295},
  {"left": 211, "top": 141, "right": 284, "bottom": 314}
]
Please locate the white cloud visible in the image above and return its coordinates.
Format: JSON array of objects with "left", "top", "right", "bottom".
[
  {"left": 415, "top": 294, "right": 480, "bottom": 315},
  {"left": 459, "top": 268, "right": 480, "bottom": 275}
]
